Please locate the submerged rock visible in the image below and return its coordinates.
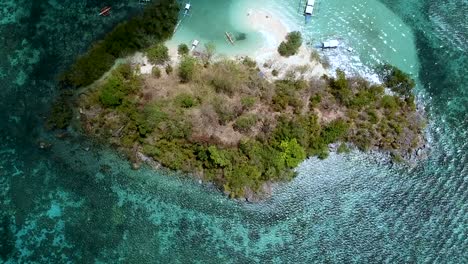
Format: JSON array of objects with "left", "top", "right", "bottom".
[{"left": 38, "top": 141, "right": 51, "bottom": 149}]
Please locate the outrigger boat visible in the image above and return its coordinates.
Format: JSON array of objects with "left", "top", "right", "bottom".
[
  {"left": 321, "top": 39, "right": 339, "bottom": 49},
  {"left": 304, "top": 0, "right": 315, "bottom": 24},
  {"left": 99, "top": 6, "right": 111, "bottom": 16}
]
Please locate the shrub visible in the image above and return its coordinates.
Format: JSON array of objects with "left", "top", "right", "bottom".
[
  {"left": 147, "top": 43, "right": 169, "bottom": 65},
  {"left": 278, "top": 138, "right": 306, "bottom": 168},
  {"left": 271, "top": 80, "right": 304, "bottom": 112},
  {"left": 152, "top": 67, "right": 161, "bottom": 78},
  {"left": 144, "top": 103, "right": 168, "bottom": 125},
  {"left": 165, "top": 64, "right": 173, "bottom": 74},
  {"left": 309, "top": 93, "right": 322, "bottom": 108},
  {"left": 330, "top": 69, "right": 352, "bottom": 105},
  {"left": 381, "top": 95, "right": 398, "bottom": 109},
  {"left": 224, "top": 164, "right": 261, "bottom": 198},
  {"left": 379, "top": 64, "right": 415, "bottom": 98},
  {"left": 321, "top": 119, "right": 348, "bottom": 144},
  {"left": 212, "top": 97, "right": 238, "bottom": 125},
  {"left": 234, "top": 114, "right": 258, "bottom": 133},
  {"left": 177, "top": 43, "right": 189, "bottom": 56},
  {"left": 178, "top": 56, "right": 197, "bottom": 82},
  {"left": 241, "top": 96, "right": 256, "bottom": 110},
  {"left": 337, "top": 143, "right": 350, "bottom": 154},
  {"left": 99, "top": 74, "right": 126, "bottom": 107},
  {"left": 242, "top": 57, "right": 257, "bottom": 68},
  {"left": 272, "top": 69, "right": 279, "bottom": 76},
  {"left": 204, "top": 42, "right": 216, "bottom": 63},
  {"left": 175, "top": 93, "right": 198, "bottom": 108},
  {"left": 211, "top": 77, "right": 235, "bottom": 95},
  {"left": 278, "top": 31, "right": 302, "bottom": 57}
]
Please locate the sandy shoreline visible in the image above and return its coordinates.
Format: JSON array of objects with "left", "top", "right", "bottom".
[{"left": 132, "top": 8, "right": 327, "bottom": 80}]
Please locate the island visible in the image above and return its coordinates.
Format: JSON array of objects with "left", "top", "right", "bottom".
[{"left": 48, "top": 0, "right": 425, "bottom": 200}]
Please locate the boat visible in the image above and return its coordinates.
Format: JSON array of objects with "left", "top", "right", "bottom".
[
  {"left": 225, "top": 32, "right": 235, "bottom": 45},
  {"left": 321, "top": 39, "right": 339, "bottom": 49},
  {"left": 183, "top": 3, "right": 191, "bottom": 16},
  {"left": 191, "top": 39, "right": 199, "bottom": 51},
  {"left": 303, "top": 0, "right": 315, "bottom": 23},
  {"left": 99, "top": 6, "right": 111, "bottom": 16}
]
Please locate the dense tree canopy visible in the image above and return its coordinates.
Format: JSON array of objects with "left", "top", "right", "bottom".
[
  {"left": 278, "top": 31, "right": 302, "bottom": 57},
  {"left": 61, "top": 0, "right": 179, "bottom": 88}
]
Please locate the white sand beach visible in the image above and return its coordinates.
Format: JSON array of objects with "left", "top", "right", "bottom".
[
  {"left": 245, "top": 9, "right": 328, "bottom": 79},
  {"left": 131, "top": 8, "right": 327, "bottom": 80}
]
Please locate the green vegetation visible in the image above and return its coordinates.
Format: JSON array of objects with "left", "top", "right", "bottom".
[
  {"left": 241, "top": 96, "right": 256, "bottom": 110},
  {"left": 379, "top": 64, "right": 415, "bottom": 98},
  {"left": 175, "top": 93, "right": 198, "bottom": 108},
  {"left": 203, "top": 42, "right": 217, "bottom": 63},
  {"left": 147, "top": 43, "right": 169, "bottom": 65},
  {"left": 337, "top": 143, "right": 350, "bottom": 154},
  {"left": 278, "top": 31, "right": 302, "bottom": 57},
  {"left": 165, "top": 64, "right": 173, "bottom": 75},
  {"left": 177, "top": 43, "right": 189, "bottom": 56},
  {"left": 48, "top": 0, "right": 179, "bottom": 129},
  {"left": 233, "top": 114, "right": 258, "bottom": 132},
  {"left": 78, "top": 57, "right": 423, "bottom": 199},
  {"left": 152, "top": 67, "right": 161, "bottom": 78},
  {"left": 60, "top": 0, "right": 179, "bottom": 88},
  {"left": 242, "top": 57, "right": 257, "bottom": 68},
  {"left": 178, "top": 56, "right": 198, "bottom": 82}
]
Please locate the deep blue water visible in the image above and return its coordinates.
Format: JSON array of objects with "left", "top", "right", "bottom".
[{"left": 0, "top": 0, "right": 467, "bottom": 263}]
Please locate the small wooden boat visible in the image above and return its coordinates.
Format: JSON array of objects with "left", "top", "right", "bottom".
[
  {"left": 225, "top": 32, "right": 235, "bottom": 45},
  {"left": 99, "top": 6, "right": 111, "bottom": 16}
]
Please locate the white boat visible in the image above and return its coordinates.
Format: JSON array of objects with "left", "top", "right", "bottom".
[
  {"left": 322, "top": 39, "right": 339, "bottom": 49},
  {"left": 191, "top": 39, "right": 199, "bottom": 51},
  {"left": 184, "top": 3, "right": 191, "bottom": 16}
]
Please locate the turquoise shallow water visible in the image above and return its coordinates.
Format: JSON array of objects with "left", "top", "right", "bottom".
[{"left": 1, "top": 0, "right": 467, "bottom": 262}]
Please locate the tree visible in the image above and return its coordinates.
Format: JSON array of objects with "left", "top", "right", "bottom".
[
  {"left": 278, "top": 138, "right": 306, "bottom": 168},
  {"left": 147, "top": 43, "right": 169, "bottom": 64},
  {"left": 379, "top": 64, "right": 415, "bottom": 98},
  {"left": 178, "top": 56, "right": 197, "bottom": 82},
  {"left": 278, "top": 31, "right": 302, "bottom": 57},
  {"left": 177, "top": 43, "right": 189, "bottom": 56}
]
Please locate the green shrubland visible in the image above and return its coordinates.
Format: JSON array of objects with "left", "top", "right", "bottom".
[
  {"left": 60, "top": 0, "right": 179, "bottom": 88},
  {"left": 49, "top": 0, "right": 179, "bottom": 130},
  {"left": 178, "top": 56, "right": 198, "bottom": 83},
  {"left": 78, "top": 57, "right": 423, "bottom": 199}
]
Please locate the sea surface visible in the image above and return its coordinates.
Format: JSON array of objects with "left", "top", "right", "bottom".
[{"left": 0, "top": 0, "right": 467, "bottom": 262}]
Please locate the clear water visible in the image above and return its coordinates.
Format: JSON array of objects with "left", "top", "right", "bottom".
[{"left": 1, "top": 0, "right": 467, "bottom": 262}]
